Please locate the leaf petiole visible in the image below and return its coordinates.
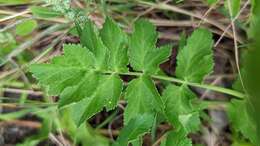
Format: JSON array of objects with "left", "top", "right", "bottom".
[{"left": 104, "top": 71, "right": 245, "bottom": 99}]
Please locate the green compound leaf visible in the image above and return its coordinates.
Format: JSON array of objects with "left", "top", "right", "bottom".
[
  {"left": 124, "top": 75, "right": 164, "bottom": 124},
  {"left": 129, "top": 19, "right": 171, "bottom": 74},
  {"left": 100, "top": 17, "right": 128, "bottom": 72},
  {"left": 175, "top": 28, "right": 214, "bottom": 83},
  {"left": 163, "top": 85, "right": 201, "bottom": 134},
  {"left": 227, "top": 99, "right": 257, "bottom": 145},
  {"left": 30, "top": 18, "right": 217, "bottom": 145},
  {"left": 114, "top": 113, "right": 154, "bottom": 146}
]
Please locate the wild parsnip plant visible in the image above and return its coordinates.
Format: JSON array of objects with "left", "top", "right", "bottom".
[{"left": 30, "top": 17, "right": 247, "bottom": 145}]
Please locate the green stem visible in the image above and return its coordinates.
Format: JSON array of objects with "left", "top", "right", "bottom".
[
  {"left": 151, "top": 74, "right": 245, "bottom": 98},
  {"left": 105, "top": 71, "right": 245, "bottom": 99}
]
